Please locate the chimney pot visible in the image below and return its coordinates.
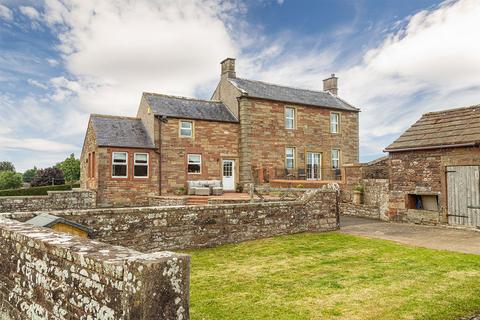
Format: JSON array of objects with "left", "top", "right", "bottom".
[
  {"left": 221, "top": 57, "right": 236, "bottom": 78},
  {"left": 323, "top": 74, "right": 338, "bottom": 95}
]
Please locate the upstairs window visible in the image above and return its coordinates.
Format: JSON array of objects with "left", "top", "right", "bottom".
[
  {"left": 187, "top": 154, "right": 202, "bottom": 174},
  {"left": 330, "top": 112, "right": 340, "bottom": 133},
  {"left": 285, "top": 107, "right": 295, "bottom": 129},
  {"left": 180, "top": 120, "right": 193, "bottom": 137},
  {"left": 134, "top": 153, "right": 149, "bottom": 178},
  {"left": 112, "top": 152, "right": 128, "bottom": 178},
  {"left": 285, "top": 147, "right": 296, "bottom": 169},
  {"left": 332, "top": 149, "right": 340, "bottom": 169}
]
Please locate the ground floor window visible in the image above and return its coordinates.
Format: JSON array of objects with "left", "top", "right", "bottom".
[
  {"left": 112, "top": 152, "right": 127, "bottom": 178},
  {"left": 134, "top": 153, "right": 149, "bottom": 178},
  {"left": 332, "top": 149, "right": 340, "bottom": 169},
  {"left": 285, "top": 147, "right": 295, "bottom": 169},
  {"left": 188, "top": 154, "right": 202, "bottom": 174}
]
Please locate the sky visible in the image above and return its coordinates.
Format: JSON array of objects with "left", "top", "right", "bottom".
[{"left": 0, "top": 0, "right": 480, "bottom": 172}]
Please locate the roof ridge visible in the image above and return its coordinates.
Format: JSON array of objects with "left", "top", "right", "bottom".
[
  {"left": 232, "top": 77, "right": 330, "bottom": 95},
  {"left": 91, "top": 114, "right": 141, "bottom": 120},
  {"left": 423, "top": 104, "right": 480, "bottom": 116},
  {"left": 143, "top": 92, "right": 223, "bottom": 104}
]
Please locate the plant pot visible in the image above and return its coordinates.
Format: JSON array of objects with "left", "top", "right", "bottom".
[{"left": 353, "top": 191, "right": 363, "bottom": 205}]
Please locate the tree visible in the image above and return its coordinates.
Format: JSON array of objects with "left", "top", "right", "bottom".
[
  {"left": 0, "top": 171, "right": 23, "bottom": 190},
  {"left": 31, "top": 167, "right": 65, "bottom": 187},
  {"left": 0, "top": 161, "right": 15, "bottom": 172},
  {"left": 56, "top": 153, "right": 80, "bottom": 182},
  {"left": 23, "top": 167, "right": 37, "bottom": 183}
]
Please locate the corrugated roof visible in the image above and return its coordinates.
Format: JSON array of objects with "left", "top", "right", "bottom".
[
  {"left": 91, "top": 115, "right": 155, "bottom": 149},
  {"left": 144, "top": 93, "right": 238, "bottom": 123},
  {"left": 385, "top": 105, "right": 480, "bottom": 152},
  {"left": 228, "top": 78, "right": 359, "bottom": 112}
]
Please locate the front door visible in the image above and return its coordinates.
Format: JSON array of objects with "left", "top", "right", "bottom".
[
  {"left": 222, "top": 160, "right": 235, "bottom": 191},
  {"left": 306, "top": 153, "right": 321, "bottom": 180}
]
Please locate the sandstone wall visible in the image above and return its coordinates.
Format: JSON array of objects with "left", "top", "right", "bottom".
[
  {"left": 340, "top": 203, "right": 380, "bottom": 219},
  {"left": 0, "top": 218, "right": 189, "bottom": 320},
  {"left": 159, "top": 118, "right": 239, "bottom": 195},
  {"left": 20, "top": 189, "right": 339, "bottom": 252},
  {"left": 239, "top": 97, "right": 359, "bottom": 185},
  {"left": 0, "top": 189, "right": 96, "bottom": 213}
]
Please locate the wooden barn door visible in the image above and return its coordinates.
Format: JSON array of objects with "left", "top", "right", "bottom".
[{"left": 447, "top": 166, "right": 480, "bottom": 227}]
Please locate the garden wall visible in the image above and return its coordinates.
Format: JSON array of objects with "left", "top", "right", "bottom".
[
  {"left": 340, "top": 179, "right": 389, "bottom": 220},
  {"left": 0, "top": 218, "right": 189, "bottom": 320},
  {"left": 0, "top": 189, "right": 96, "bottom": 213},
  {"left": 16, "top": 189, "right": 339, "bottom": 252}
]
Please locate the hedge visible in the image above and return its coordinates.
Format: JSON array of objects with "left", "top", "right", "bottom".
[{"left": 0, "top": 184, "right": 80, "bottom": 197}]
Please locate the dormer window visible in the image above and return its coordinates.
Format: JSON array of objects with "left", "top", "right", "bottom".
[{"left": 285, "top": 107, "right": 295, "bottom": 129}]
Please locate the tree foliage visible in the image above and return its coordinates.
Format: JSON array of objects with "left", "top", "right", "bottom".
[
  {"left": 0, "top": 171, "right": 23, "bottom": 190},
  {"left": 0, "top": 161, "right": 15, "bottom": 172},
  {"left": 56, "top": 154, "right": 80, "bottom": 182},
  {"left": 22, "top": 167, "right": 37, "bottom": 183},
  {"left": 31, "top": 167, "right": 65, "bottom": 187}
]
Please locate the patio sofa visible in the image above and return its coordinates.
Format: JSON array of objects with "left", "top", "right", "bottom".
[{"left": 187, "top": 180, "right": 223, "bottom": 196}]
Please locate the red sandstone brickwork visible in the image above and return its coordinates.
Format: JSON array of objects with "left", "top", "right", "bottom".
[
  {"left": 159, "top": 118, "right": 239, "bottom": 194},
  {"left": 80, "top": 121, "right": 98, "bottom": 190},
  {"left": 388, "top": 147, "right": 480, "bottom": 221},
  {"left": 239, "top": 97, "right": 359, "bottom": 184}
]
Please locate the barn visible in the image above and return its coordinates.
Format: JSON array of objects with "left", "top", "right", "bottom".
[{"left": 384, "top": 105, "right": 480, "bottom": 227}]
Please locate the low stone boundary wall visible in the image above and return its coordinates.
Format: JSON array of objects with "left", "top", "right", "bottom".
[
  {"left": 340, "top": 203, "right": 380, "bottom": 219},
  {"left": 20, "top": 189, "right": 339, "bottom": 252},
  {"left": 0, "top": 218, "right": 189, "bottom": 320},
  {"left": 0, "top": 189, "right": 96, "bottom": 213}
]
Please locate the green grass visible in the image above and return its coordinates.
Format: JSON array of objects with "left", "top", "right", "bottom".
[
  {"left": 185, "top": 232, "right": 480, "bottom": 320},
  {"left": 0, "top": 183, "right": 80, "bottom": 196}
]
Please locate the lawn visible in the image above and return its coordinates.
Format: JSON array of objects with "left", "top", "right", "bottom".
[{"left": 185, "top": 232, "right": 480, "bottom": 320}]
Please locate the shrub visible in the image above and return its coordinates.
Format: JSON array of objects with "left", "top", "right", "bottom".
[
  {"left": 175, "top": 187, "right": 186, "bottom": 195},
  {"left": 31, "top": 167, "right": 65, "bottom": 187},
  {"left": 353, "top": 184, "right": 364, "bottom": 193},
  {"left": 0, "top": 183, "right": 80, "bottom": 197},
  {"left": 0, "top": 171, "right": 23, "bottom": 189},
  {"left": 22, "top": 167, "right": 37, "bottom": 183},
  {"left": 296, "top": 184, "right": 305, "bottom": 188}
]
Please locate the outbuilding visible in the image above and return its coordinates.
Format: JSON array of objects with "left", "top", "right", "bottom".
[{"left": 385, "top": 105, "right": 480, "bottom": 227}]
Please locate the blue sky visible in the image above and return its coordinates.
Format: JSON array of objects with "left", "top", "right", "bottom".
[{"left": 0, "top": 0, "right": 480, "bottom": 172}]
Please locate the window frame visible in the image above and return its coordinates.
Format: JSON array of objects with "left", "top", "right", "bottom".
[
  {"left": 285, "top": 147, "right": 296, "bottom": 169},
  {"left": 331, "top": 148, "right": 341, "bottom": 169},
  {"left": 284, "top": 106, "right": 296, "bottom": 130},
  {"left": 187, "top": 154, "right": 202, "bottom": 174},
  {"left": 133, "top": 152, "right": 149, "bottom": 178},
  {"left": 330, "top": 112, "right": 340, "bottom": 134},
  {"left": 112, "top": 152, "right": 128, "bottom": 178},
  {"left": 179, "top": 120, "right": 194, "bottom": 138}
]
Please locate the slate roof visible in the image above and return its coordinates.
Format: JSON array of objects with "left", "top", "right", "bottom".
[
  {"left": 91, "top": 115, "right": 155, "bottom": 149},
  {"left": 26, "top": 213, "right": 93, "bottom": 236},
  {"left": 143, "top": 93, "right": 238, "bottom": 123},
  {"left": 385, "top": 105, "right": 480, "bottom": 152},
  {"left": 228, "top": 78, "right": 359, "bottom": 112}
]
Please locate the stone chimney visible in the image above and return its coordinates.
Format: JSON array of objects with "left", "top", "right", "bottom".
[
  {"left": 221, "top": 58, "right": 236, "bottom": 78},
  {"left": 323, "top": 74, "right": 338, "bottom": 95}
]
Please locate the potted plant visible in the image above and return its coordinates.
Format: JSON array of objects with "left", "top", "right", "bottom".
[{"left": 353, "top": 184, "right": 363, "bottom": 205}]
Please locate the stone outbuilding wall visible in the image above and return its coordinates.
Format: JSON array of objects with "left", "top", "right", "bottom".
[
  {"left": 0, "top": 189, "right": 96, "bottom": 213},
  {"left": 340, "top": 179, "right": 389, "bottom": 220},
  {"left": 0, "top": 218, "right": 189, "bottom": 320}
]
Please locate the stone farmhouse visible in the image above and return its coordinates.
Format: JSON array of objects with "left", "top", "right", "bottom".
[
  {"left": 80, "top": 58, "right": 360, "bottom": 207},
  {"left": 384, "top": 105, "right": 480, "bottom": 227}
]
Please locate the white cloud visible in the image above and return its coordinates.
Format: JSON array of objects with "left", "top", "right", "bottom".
[
  {"left": 19, "top": 6, "right": 40, "bottom": 20},
  {"left": 42, "top": 0, "right": 239, "bottom": 116},
  {"left": 27, "top": 78, "right": 48, "bottom": 89},
  {"left": 0, "top": 4, "right": 13, "bottom": 21},
  {"left": 46, "top": 58, "right": 59, "bottom": 66},
  {"left": 338, "top": 0, "right": 480, "bottom": 157},
  {"left": 0, "top": 137, "right": 75, "bottom": 152}
]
